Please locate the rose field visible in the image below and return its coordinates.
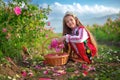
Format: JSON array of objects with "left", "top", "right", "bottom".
[{"left": 0, "top": 0, "right": 120, "bottom": 80}]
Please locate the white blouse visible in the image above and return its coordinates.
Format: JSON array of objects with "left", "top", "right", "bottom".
[{"left": 65, "top": 27, "right": 89, "bottom": 43}]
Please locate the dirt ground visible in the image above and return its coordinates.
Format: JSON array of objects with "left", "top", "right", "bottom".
[{"left": 0, "top": 59, "right": 120, "bottom": 80}]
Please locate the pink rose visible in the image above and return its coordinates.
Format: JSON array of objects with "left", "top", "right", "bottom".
[
  {"left": 47, "top": 21, "right": 50, "bottom": 26},
  {"left": 2, "top": 28, "right": 7, "bottom": 32},
  {"left": 45, "top": 34, "right": 48, "bottom": 38},
  {"left": 14, "top": 6, "right": 21, "bottom": 15},
  {"left": 50, "top": 39, "right": 59, "bottom": 48},
  {"left": 49, "top": 38, "right": 65, "bottom": 53}
]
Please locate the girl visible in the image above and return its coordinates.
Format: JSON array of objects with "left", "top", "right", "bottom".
[{"left": 60, "top": 12, "right": 98, "bottom": 64}]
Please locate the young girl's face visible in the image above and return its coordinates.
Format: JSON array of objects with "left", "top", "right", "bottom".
[{"left": 64, "top": 15, "right": 76, "bottom": 29}]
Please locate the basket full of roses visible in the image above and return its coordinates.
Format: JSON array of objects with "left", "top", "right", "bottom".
[{"left": 42, "top": 37, "right": 70, "bottom": 66}]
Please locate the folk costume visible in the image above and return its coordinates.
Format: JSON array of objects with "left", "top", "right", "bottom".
[{"left": 65, "top": 26, "right": 97, "bottom": 63}]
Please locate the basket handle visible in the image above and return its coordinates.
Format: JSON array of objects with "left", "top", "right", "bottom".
[{"left": 41, "top": 37, "right": 71, "bottom": 56}]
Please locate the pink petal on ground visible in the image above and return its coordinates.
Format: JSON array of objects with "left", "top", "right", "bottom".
[
  {"left": 34, "top": 65, "right": 41, "bottom": 69},
  {"left": 39, "top": 78, "right": 52, "bottom": 80},
  {"left": 21, "top": 71, "right": 27, "bottom": 77},
  {"left": 28, "top": 72, "right": 33, "bottom": 77},
  {"left": 74, "top": 70, "right": 79, "bottom": 74},
  {"left": 53, "top": 73, "right": 61, "bottom": 76},
  {"left": 43, "top": 70, "right": 48, "bottom": 74},
  {"left": 43, "top": 60, "right": 47, "bottom": 65},
  {"left": 88, "top": 66, "right": 96, "bottom": 71},
  {"left": 82, "top": 71, "right": 88, "bottom": 77},
  {"left": 56, "top": 70, "right": 66, "bottom": 75},
  {"left": 81, "top": 64, "right": 89, "bottom": 69}
]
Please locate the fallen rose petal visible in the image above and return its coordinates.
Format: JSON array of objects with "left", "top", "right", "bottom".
[
  {"left": 53, "top": 73, "right": 61, "bottom": 76},
  {"left": 88, "top": 66, "right": 96, "bottom": 71},
  {"left": 28, "top": 72, "right": 33, "bottom": 77},
  {"left": 46, "top": 68, "right": 51, "bottom": 71},
  {"left": 21, "top": 70, "right": 27, "bottom": 77},
  {"left": 34, "top": 65, "right": 41, "bottom": 69},
  {"left": 43, "top": 60, "right": 47, "bottom": 65},
  {"left": 43, "top": 70, "right": 48, "bottom": 74},
  {"left": 81, "top": 64, "right": 89, "bottom": 69},
  {"left": 56, "top": 70, "right": 66, "bottom": 75},
  {"left": 39, "top": 78, "right": 52, "bottom": 80},
  {"left": 74, "top": 70, "right": 79, "bottom": 74},
  {"left": 74, "top": 61, "right": 78, "bottom": 64},
  {"left": 82, "top": 71, "right": 88, "bottom": 77}
]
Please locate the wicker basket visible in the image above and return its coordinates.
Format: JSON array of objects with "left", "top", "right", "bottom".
[{"left": 42, "top": 37, "right": 70, "bottom": 66}]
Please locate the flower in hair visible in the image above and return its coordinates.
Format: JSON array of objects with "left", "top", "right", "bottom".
[{"left": 65, "top": 11, "right": 76, "bottom": 17}]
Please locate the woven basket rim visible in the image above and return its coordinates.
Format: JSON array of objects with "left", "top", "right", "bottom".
[{"left": 44, "top": 53, "right": 69, "bottom": 58}]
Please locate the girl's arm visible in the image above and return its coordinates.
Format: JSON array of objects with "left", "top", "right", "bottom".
[{"left": 65, "top": 28, "right": 89, "bottom": 43}]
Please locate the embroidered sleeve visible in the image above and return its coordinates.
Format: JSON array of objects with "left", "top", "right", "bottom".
[
  {"left": 65, "top": 34, "right": 70, "bottom": 42},
  {"left": 68, "top": 28, "right": 89, "bottom": 43}
]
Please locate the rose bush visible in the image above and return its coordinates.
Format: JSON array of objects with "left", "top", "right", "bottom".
[{"left": 0, "top": 0, "right": 52, "bottom": 61}]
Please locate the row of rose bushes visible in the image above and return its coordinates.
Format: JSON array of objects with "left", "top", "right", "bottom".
[{"left": 88, "top": 17, "right": 120, "bottom": 42}]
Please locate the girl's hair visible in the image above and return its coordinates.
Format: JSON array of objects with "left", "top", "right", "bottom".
[{"left": 63, "top": 12, "right": 98, "bottom": 56}]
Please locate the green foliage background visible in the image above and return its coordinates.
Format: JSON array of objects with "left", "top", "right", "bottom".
[{"left": 0, "top": 0, "right": 52, "bottom": 60}]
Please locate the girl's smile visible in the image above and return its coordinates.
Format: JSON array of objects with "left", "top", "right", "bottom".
[{"left": 65, "top": 15, "right": 76, "bottom": 29}]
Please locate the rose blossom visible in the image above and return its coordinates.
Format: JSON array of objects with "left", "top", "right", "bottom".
[
  {"left": 2, "top": 28, "right": 7, "bottom": 32},
  {"left": 14, "top": 6, "right": 21, "bottom": 15}
]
